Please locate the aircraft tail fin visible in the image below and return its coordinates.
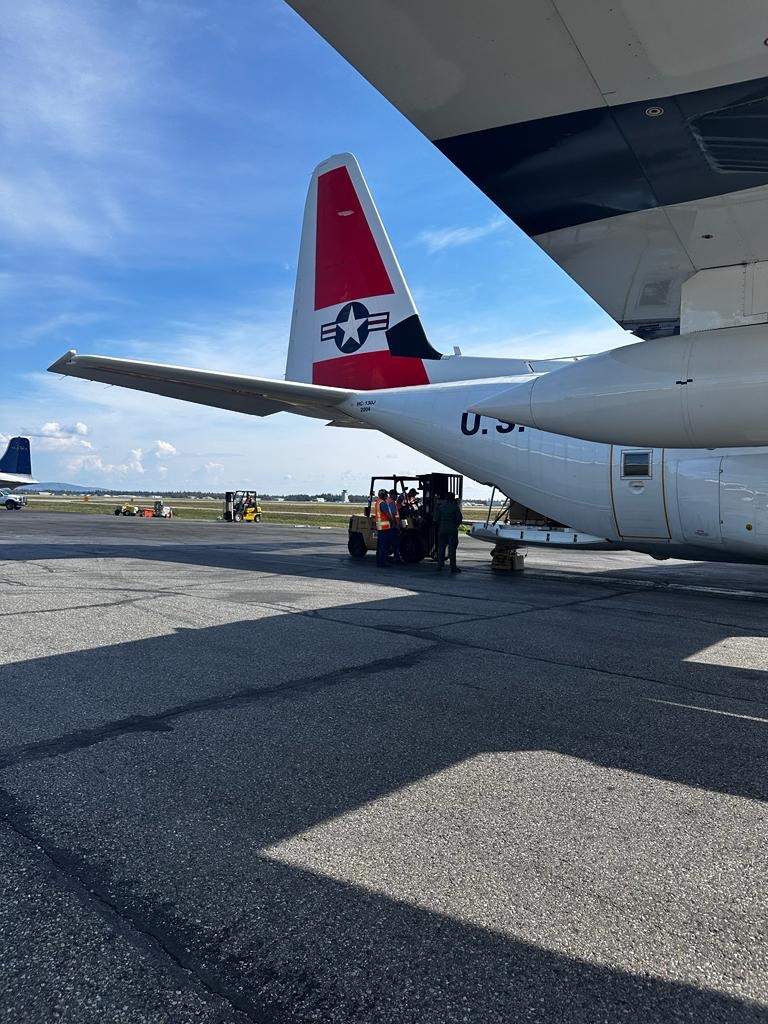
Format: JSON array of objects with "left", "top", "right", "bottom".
[
  {"left": 285, "top": 153, "right": 442, "bottom": 390},
  {"left": 0, "top": 437, "right": 31, "bottom": 477}
]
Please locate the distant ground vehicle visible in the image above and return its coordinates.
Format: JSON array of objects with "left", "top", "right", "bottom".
[
  {"left": 2, "top": 489, "right": 27, "bottom": 511},
  {"left": 348, "top": 473, "right": 463, "bottom": 562},
  {"left": 143, "top": 501, "right": 173, "bottom": 518},
  {"left": 223, "top": 490, "right": 262, "bottom": 523},
  {"left": 114, "top": 500, "right": 173, "bottom": 518}
]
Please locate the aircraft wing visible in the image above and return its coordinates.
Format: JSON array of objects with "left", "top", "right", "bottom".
[
  {"left": 288, "top": 1, "right": 768, "bottom": 339},
  {"left": 48, "top": 350, "right": 362, "bottom": 425}
]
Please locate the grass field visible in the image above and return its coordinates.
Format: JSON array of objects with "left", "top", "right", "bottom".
[
  {"left": 10, "top": 495, "right": 487, "bottom": 530},
  {"left": 14, "top": 497, "right": 358, "bottom": 528}
]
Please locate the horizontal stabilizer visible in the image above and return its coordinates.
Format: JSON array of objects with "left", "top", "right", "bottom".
[{"left": 48, "top": 350, "right": 357, "bottom": 423}]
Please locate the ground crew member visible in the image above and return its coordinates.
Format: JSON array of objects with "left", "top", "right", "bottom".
[
  {"left": 387, "top": 489, "right": 402, "bottom": 564},
  {"left": 435, "top": 491, "right": 463, "bottom": 573},
  {"left": 398, "top": 487, "right": 420, "bottom": 520},
  {"left": 373, "top": 488, "right": 394, "bottom": 567}
]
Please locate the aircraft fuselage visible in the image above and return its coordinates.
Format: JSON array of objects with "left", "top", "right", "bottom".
[{"left": 341, "top": 385, "right": 768, "bottom": 565}]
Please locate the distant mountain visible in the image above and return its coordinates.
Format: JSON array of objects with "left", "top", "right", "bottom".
[{"left": 15, "top": 482, "right": 109, "bottom": 493}]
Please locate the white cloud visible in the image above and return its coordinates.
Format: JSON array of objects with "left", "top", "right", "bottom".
[
  {"left": 153, "top": 439, "right": 177, "bottom": 458},
  {"left": 204, "top": 461, "right": 224, "bottom": 472},
  {"left": 415, "top": 217, "right": 506, "bottom": 254},
  {"left": 36, "top": 420, "right": 93, "bottom": 450},
  {"left": 67, "top": 446, "right": 144, "bottom": 477},
  {"left": 129, "top": 448, "right": 144, "bottom": 474}
]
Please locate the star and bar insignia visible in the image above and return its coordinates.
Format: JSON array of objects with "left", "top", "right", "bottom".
[{"left": 321, "top": 301, "right": 390, "bottom": 354}]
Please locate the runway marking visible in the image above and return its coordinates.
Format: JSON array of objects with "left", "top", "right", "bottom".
[{"left": 527, "top": 569, "right": 768, "bottom": 602}]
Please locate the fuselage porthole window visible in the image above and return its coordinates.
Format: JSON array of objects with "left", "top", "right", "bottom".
[{"left": 621, "top": 451, "right": 652, "bottom": 478}]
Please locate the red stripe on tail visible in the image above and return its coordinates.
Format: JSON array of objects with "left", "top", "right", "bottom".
[
  {"left": 314, "top": 167, "right": 394, "bottom": 311},
  {"left": 312, "top": 351, "right": 429, "bottom": 389}
]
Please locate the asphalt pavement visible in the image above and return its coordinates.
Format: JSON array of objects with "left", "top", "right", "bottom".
[{"left": 1, "top": 513, "right": 766, "bottom": 1022}]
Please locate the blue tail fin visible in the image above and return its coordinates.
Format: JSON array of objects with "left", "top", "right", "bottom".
[{"left": 0, "top": 437, "right": 31, "bottom": 476}]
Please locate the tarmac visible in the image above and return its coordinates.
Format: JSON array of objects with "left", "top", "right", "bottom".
[{"left": 1, "top": 512, "right": 766, "bottom": 1023}]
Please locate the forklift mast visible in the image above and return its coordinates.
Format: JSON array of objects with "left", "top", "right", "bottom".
[
  {"left": 365, "top": 474, "right": 462, "bottom": 518},
  {"left": 420, "top": 473, "right": 462, "bottom": 514}
]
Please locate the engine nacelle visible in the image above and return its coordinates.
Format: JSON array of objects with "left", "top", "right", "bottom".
[{"left": 470, "top": 326, "right": 768, "bottom": 448}]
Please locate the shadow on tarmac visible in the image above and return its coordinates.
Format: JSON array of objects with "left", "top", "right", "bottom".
[
  {"left": 1, "top": 522, "right": 766, "bottom": 1020},
  {"left": 1, "top": 615, "right": 766, "bottom": 1018}
]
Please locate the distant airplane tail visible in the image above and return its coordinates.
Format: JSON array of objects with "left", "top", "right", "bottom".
[
  {"left": 0, "top": 437, "right": 31, "bottom": 476},
  {"left": 285, "top": 153, "right": 442, "bottom": 390}
]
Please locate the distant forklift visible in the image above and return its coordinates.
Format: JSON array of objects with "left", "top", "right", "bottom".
[
  {"left": 348, "top": 473, "right": 463, "bottom": 562},
  {"left": 224, "top": 490, "right": 262, "bottom": 523}
]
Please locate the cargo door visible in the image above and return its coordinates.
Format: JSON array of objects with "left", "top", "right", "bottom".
[
  {"left": 610, "top": 447, "right": 670, "bottom": 539},
  {"left": 676, "top": 457, "right": 722, "bottom": 545},
  {"left": 720, "top": 453, "right": 768, "bottom": 546}
]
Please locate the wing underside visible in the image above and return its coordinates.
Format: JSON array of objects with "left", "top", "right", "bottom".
[
  {"left": 289, "top": 0, "right": 768, "bottom": 338},
  {"left": 47, "top": 350, "right": 364, "bottom": 426}
]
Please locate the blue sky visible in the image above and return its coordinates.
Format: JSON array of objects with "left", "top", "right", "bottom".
[{"left": 0, "top": 0, "right": 627, "bottom": 494}]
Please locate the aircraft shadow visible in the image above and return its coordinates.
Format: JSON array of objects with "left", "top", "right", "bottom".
[{"left": 0, "top": 590, "right": 765, "bottom": 1020}]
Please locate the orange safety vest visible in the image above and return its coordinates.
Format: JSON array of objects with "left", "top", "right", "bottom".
[{"left": 374, "top": 498, "right": 392, "bottom": 530}]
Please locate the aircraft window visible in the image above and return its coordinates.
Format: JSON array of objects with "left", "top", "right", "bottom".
[{"left": 622, "top": 451, "right": 651, "bottom": 478}]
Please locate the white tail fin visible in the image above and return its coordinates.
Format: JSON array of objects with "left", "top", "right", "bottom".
[{"left": 285, "top": 153, "right": 441, "bottom": 389}]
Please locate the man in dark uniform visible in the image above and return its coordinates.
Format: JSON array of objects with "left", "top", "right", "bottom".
[
  {"left": 386, "top": 490, "right": 402, "bottom": 564},
  {"left": 435, "top": 491, "right": 463, "bottom": 573}
]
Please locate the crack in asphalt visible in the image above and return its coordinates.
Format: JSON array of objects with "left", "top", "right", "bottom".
[
  {"left": 0, "top": 593, "right": 173, "bottom": 618},
  {"left": 0, "top": 793, "right": 265, "bottom": 1024},
  {"left": 306, "top": 601, "right": 768, "bottom": 712},
  {"left": 0, "top": 643, "right": 436, "bottom": 772}
]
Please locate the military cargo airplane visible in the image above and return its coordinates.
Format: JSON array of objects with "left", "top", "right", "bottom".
[
  {"left": 287, "top": 0, "right": 768, "bottom": 451},
  {"left": 49, "top": 153, "right": 768, "bottom": 564}
]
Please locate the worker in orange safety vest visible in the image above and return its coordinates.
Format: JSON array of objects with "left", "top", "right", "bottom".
[{"left": 374, "top": 488, "right": 394, "bottom": 567}]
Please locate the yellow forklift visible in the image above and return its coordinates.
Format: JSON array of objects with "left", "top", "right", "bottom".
[
  {"left": 348, "top": 473, "right": 463, "bottom": 562},
  {"left": 224, "top": 490, "right": 262, "bottom": 523}
]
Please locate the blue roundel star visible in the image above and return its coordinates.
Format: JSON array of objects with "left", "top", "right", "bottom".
[{"left": 334, "top": 302, "right": 370, "bottom": 353}]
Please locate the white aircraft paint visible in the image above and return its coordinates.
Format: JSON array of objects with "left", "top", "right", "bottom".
[{"left": 469, "top": 325, "right": 768, "bottom": 448}]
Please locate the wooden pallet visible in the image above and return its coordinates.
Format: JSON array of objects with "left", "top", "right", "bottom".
[{"left": 490, "top": 544, "right": 526, "bottom": 572}]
